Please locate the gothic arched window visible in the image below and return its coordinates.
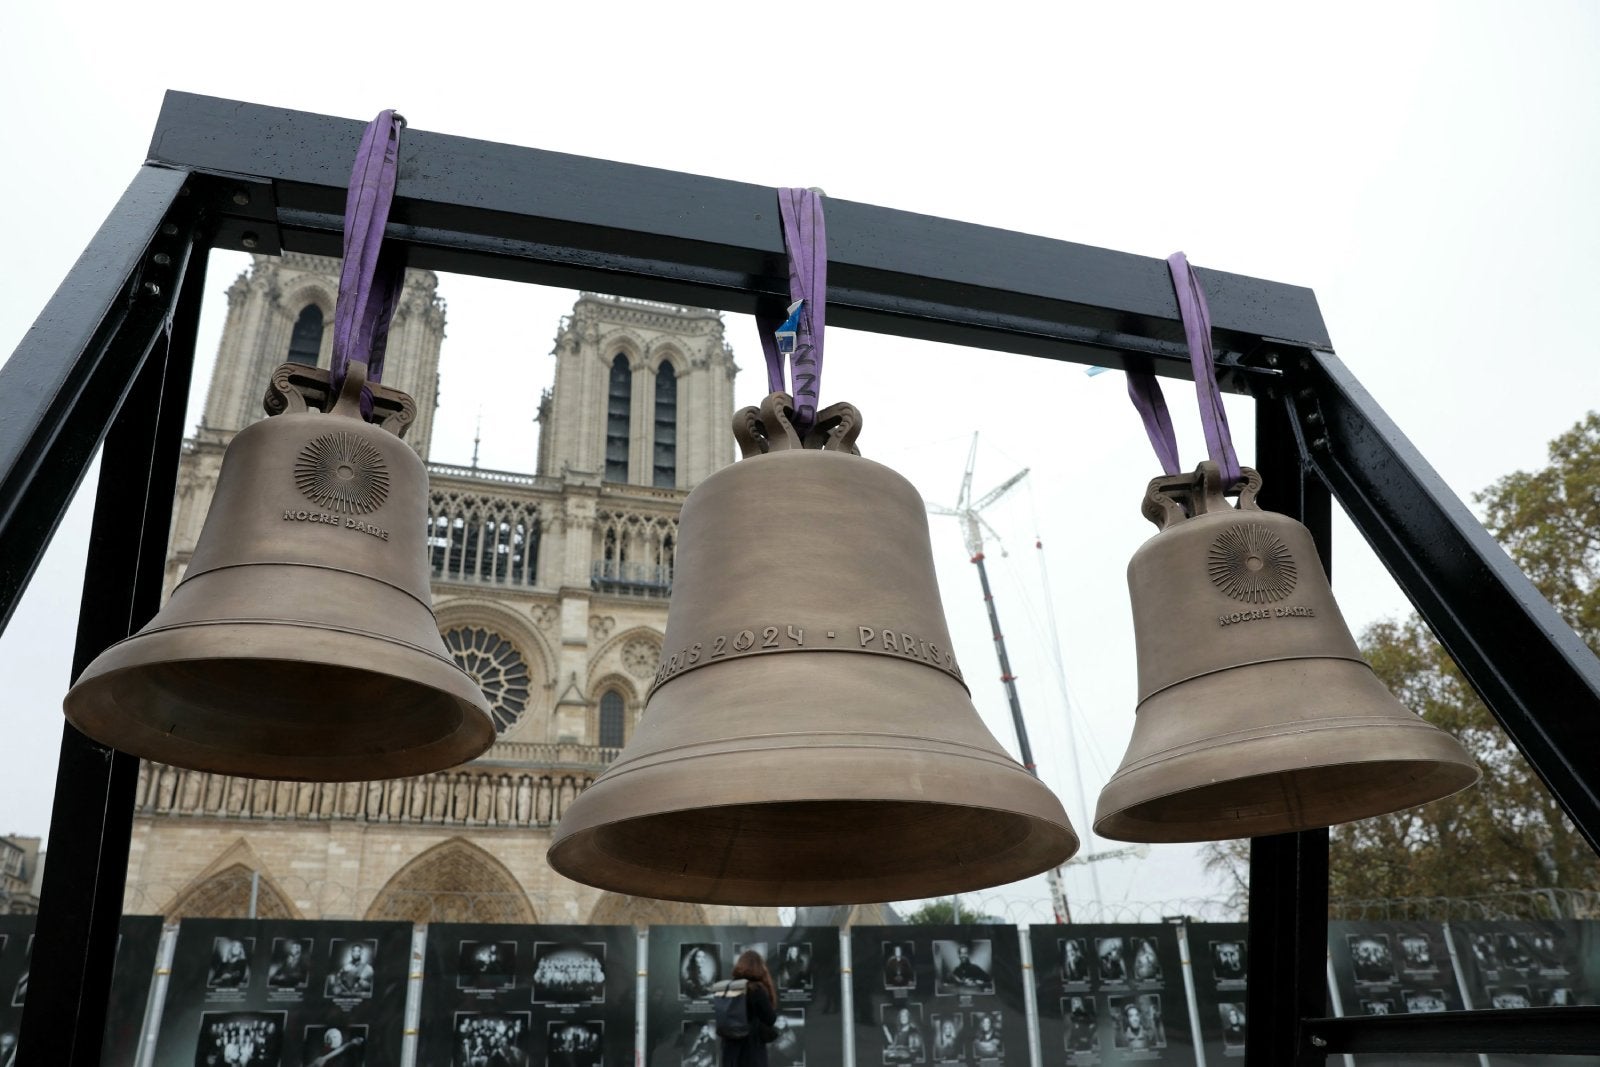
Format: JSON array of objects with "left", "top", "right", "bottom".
[
  {"left": 287, "top": 304, "right": 324, "bottom": 366},
  {"left": 606, "top": 354, "right": 631, "bottom": 482},
  {"left": 599, "top": 690, "right": 626, "bottom": 748},
  {"left": 653, "top": 362, "right": 678, "bottom": 488}
]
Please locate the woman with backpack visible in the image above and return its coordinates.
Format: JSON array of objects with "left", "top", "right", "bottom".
[{"left": 715, "top": 949, "right": 779, "bottom": 1067}]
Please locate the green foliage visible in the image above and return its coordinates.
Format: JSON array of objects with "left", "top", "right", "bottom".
[
  {"left": 1206, "top": 413, "right": 1600, "bottom": 906},
  {"left": 901, "top": 899, "right": 967, "bottom": 924}
]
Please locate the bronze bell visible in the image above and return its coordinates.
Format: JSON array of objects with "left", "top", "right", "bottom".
[
  {"left": 1094, "top": 462, "right": 1479, "bottom": 842},
  {"left": 63, "top": 362, "right": 496, "bottom": 781},
  {"left": 549, "top": 394, "right": 1078, "bottom": 904}
]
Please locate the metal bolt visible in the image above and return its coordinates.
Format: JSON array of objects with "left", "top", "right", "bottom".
[
  {"left": 152, "top": 253, "right": 172, "bottom": 266},
  {"left": 231, "top": 189, "right": 251, "bottom": 206},
  {"left": 1306, "top": 410, "right": 1323, "bottom": 426},
  {"left": 1265, "top": 352, "right": 1280, "bottom": 367},
  {"left": 1310, "top": 1035, "right": 1328, "bottom": 1048},
  {"left": 1311, "top": 436, "right": 1329, "bottom": 451},
  {"left": 141, "top": 281, "right": 162, "bottom": 297},
  {"left": 241, "top": 232, "right": 260, "bottom": 250},
  {"left": 1298, "top": 387, "right": 1316, "bottom": 400},
  {"left": 160, "top": 223, "right": 179, "bottom": 237}
]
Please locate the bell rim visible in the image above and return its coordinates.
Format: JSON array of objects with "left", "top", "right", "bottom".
[
  {"left": 63, "top": 623, "right": 496, "bottom": 781},
  {"left": 549, "top": 797, "right": 1080, "bottom": 906},
  {"left": 1094, "top": 755, "right": 1481, "bottom": 843}
]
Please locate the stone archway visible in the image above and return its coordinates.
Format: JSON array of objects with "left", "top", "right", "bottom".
[
  {"left": 167, "top": 862, "right": 300, "bottom": 920},
  {"left": 587, "top": 892, "right": 708, "bottom": 926},
  {"left": 364, "top": 837, "right": 536, "bottom": 924}
]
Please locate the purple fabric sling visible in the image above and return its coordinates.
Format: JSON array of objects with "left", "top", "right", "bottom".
[
  {"left": 755, "top": 188, "right": 828, "bottom": 435},
  {"left": 330, "top": 110, "right": 407, "bottom": 418},
  {"left": 1125, "top": 252, "right": 1242, "bottom": 486}
]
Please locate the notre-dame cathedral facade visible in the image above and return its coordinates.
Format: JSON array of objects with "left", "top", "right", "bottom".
[{"left": 120, "top": 253, "right": 779, "bottom": 927}]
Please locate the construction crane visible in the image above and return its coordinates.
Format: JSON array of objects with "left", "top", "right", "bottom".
[{"left": 927, "top": 435, "right": 1075, "bottom": 922}]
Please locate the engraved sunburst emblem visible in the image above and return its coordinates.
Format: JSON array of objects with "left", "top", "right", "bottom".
[
  {"left": 1208, "top": 522, "right": 1298, "bottom": 603},
  {"left": 294, "top": 431, "right": 389, "bottom": 514}
]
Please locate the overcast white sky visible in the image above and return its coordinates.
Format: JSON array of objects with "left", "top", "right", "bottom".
[{"left": 1, "top": 2, "right": 1596, "bottom": 920}]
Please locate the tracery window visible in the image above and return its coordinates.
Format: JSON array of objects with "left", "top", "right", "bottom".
[
  {"left": 287, "top": 304, "right": 323, "bottom": 366},
  {"left": 442, "top": 625, "right": 532, "bottom": 734},
  {"left": 606, "top": 353, "right": 631, "bottom": 482}
]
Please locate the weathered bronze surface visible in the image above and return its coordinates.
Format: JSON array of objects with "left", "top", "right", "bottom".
[
  {"left": 63, "top": 362, "right": 495, "bottom": 781},
  {"left": 1094, "top": 462, "right": 1480, "bottom": 842},
  {"left": 549, "top": 394, "right": 1079, "bottom": 904}
]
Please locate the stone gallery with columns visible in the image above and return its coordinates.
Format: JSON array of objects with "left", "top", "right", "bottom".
[{"left": 121, "top": 254, "right": 778, "bottom": 927}]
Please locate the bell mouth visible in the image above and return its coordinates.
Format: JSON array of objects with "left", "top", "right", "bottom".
[
  {"left": 1094, "top": 758, "right": 1483, "bottom": 843},
  {"left": 550, "top": 798, "right": 1078, "bottom": 905},
  {"left": 65, "top": 629, "right": 495, "bottom": 781}
]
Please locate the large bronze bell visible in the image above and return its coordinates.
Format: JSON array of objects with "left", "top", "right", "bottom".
[
  {"left": 63, "top": 362, "right": 495, "bottom": 781},
  {"left": 1094, "top": 462, "right": 1479, "bottom": 842},
  {"left": 549, "top": 395, "right": 1078, "bottom": 904}
]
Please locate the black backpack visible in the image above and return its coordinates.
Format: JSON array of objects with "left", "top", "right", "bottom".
[{"left": 712, "top": 979, "right": 751, "bottom": 1040}]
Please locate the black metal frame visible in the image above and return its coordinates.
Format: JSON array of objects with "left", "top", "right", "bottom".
[{"left": 2, "top": 91, "right": 1596, "bottom": 1063}]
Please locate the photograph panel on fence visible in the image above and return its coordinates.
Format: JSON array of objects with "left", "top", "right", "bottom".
[
  {"left": 1216, "top": 1002, "right": 1245, "bottom": 1049},
  {"left": 1058, "top": 939, "right": 1090, "bottom": 986},
  {"left": 1347, "top": 933, "right": 1396, "bottom": 985},
  {"left": 194, "top": 1009, "right": 285, "bottom": 1066},
  {"left": 966, "top": 1010, "right": 1003, "bottom": 1065},
  {"left": 1095, "top": 937, "right": 1128, "bottom": 985},
  {"left": 458, "top": 940, "right": 518, "bottom": 992},
  {"left": 679, "top": 943, "right": 722, "bottom": 1000},
  {"left": 1208, "top": 938, "right": 1247, "bottom": 988},
  {"left": 324, "top": 939, "right": 378, "bottom": 1000},
  {"left": 533, "top": 941, "right": 606, "bottom": 1004},
  {"left": 771, "top": 1008, "right": 806, "bottom": 1067},
  {"left": 266, "top": 938, "right": 312, "bottom": 994},
  {"left": 453, "top": 1011, "right": 531, "bottom": 1067},
  {"left": 932, "top": 940, "right": 994, "bottom": 997},
  {"left": 733, "top": 941, "right": 769, "bottom": 967},
  {"left": 548, "top": 1019, "right": 604, "bottom": 1067},
  {"left": 680, "top": 1020, "right": 718, "bottom": 1067},
  {"left": 1061, "top": 996, "right": 1096, "bottom": 1053},
  {"left": 302, "top": 1023, "right": 366, "bottom": 1066},
  {"left": 775, "top": 943, "right": 813, "bottom": 994},
  {"left": 929, "top": 1011, "right": 964, "bottom": 1064},
  {"left": 880, "top": 1002, "right": 926, "bottom": 1064},
  {"left": 1107, "top": 994, "right": 1165, "bottom": 1051},
  {"left": 1129, "top": 937, "right": 1163, "bottom": 984},
  {"left": 882, "top": 941, "right": 916, "bottom": 990},
  {"left": 207, "top": 937, "right": 255, "bottom": 992}
]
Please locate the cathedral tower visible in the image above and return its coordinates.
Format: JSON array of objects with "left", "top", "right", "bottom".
[{"left": 127, "top": 261, "right": 768, "bottom": 927}]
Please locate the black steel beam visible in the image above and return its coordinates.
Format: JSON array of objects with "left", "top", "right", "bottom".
[
  {"left": 1302, "top": 1007, "right": 1600, "bottom": 1056},
  {"left": 20, "top": 231, "right": 205, "bottom": 1063},
  {"left": 1246, "top": 395, "right": 1333, "bottom": 1066},
  {"left": 1269, "top": 347, "right": 1600, "bottom": 855},
  {"left": 145, "top": 90, "right": 1329, "bottom": 380},
  {"left": 0, "top": 165, "right": 193, "bottom": 633}
]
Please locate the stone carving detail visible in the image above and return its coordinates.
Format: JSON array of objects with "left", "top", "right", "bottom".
[
  {"left": 168, "top": 863, "right": 297, "bottom": 920},
  {"left": 590, "top": 615, "right": 615, "bottom": 640},
  {"left": 532, "top": 604, "right": 559, "bottom": 629},
  {"left": 622, "top": 637, "right": 662, "bottom": 678},
  {"left": 364, "top": 839, "right": 536, "bottom": 925},
  {"left": 134, "top": 763, "right": 599, "bottom": 829}
]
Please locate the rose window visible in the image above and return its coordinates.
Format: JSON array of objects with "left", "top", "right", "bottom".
[{"left": 443, "top": 625, "right": 531, "bottom": 734}]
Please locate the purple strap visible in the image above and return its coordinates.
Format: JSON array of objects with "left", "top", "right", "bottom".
[
  {"left": 755, "top": 188, "right": 827, "bottom": 434},
  {"left": 1125, "top": 252, "right": 1243, "bottom": 486},
  {"left": 330, "top": 110, "right": 406, "bottom": 417}
]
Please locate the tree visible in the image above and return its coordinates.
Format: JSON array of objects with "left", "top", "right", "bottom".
[
  {"left": 901, "top": 899, "right": 969, "bottom": 924},
  {"left": 1206, "top": 412, "right": 1600, "bottom": 907}
]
